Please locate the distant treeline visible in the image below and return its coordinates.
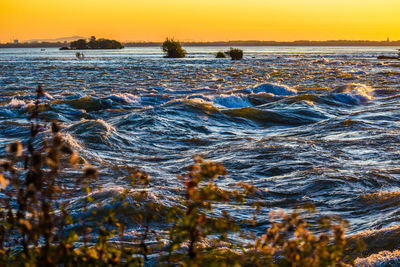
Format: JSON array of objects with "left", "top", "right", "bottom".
[
  {"left": 0, "top": 42, "right": 67, "bottom": 48},
  {"left": 65, "top": 36, "right": 124, "bottom": 50},
  {"left": 1, "top": 40, "right": 400, "bottom": 48},
  {"left": 125, "top": 40, "right": 400, "bottom": 47}
]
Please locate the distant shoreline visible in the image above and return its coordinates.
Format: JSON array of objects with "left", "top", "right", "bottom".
[
  {"left": 124, "top": 40, "right": 400, "bottom": 47},
  {"left": 1, "top": 40, "right": 400, "bottom": 48}
]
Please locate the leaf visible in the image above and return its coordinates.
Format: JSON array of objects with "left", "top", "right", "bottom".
[{"left": 0, "top": 174, "right": 9, "bottom": 189}]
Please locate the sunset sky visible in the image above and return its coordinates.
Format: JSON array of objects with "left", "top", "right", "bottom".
[{"left": 0, "top": 0, "right": 399, "bottom": 42}]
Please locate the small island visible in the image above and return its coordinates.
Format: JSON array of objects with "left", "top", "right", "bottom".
[
  {"left": 59, "top": 36, "right": 124, "bottom": 50},
  {"left": 377, "top": 49, "right": 400, "bottom": 60}
]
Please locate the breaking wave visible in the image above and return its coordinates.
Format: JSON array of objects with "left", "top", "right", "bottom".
[{"left": 330, "top": 83, "right": 374, "bottom": 105}]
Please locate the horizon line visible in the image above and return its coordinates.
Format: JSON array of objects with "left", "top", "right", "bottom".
[{"left": 2, "top": 39, "right": 400, "bottom": 44}]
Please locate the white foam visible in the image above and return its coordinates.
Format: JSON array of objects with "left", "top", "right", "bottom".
[
  {"left": 6, "top": 98, "right": 28, "bottom": 108},
  {"left": 251, "top": 83, "right": 297, "bottom": 96},
  {"left": 70, "top": 119, "right": 116, "bottom": 136},
  {"left": 351, "top": 224, "right": 400, "bottom": 240},
  {"left": 186, "top": 98, "right": 211, "bottom": 105},
  {"left": 62, "top": 133, "right": 84, "bottom": 150},
  {"left": 43, "top": 92, "right": 54, "bottom": 100},
  {"left": 212, "top": 94, "right": 252, "bottom": 108},
  {"left": 355, "top": 250, "right": 400, "bottom": 267},
  {"left": 187, "top": 94, "right": 212, "bottom": 102},
  {"left": 312, "top": 57, "right": 330, "bottom": 64},
  {"left": 106, "top": 93, "right": 140, "bottom": 104},
  {"left": 63, "top": 93, "right": 85, "bottom": 100},
  {"left": 95, "top": 119, "right": 116, "bottom": 133}
]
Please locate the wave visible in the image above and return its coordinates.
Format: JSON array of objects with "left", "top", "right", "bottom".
[
  {"left": 53, "top": 93, "right": 141, "bottom": 111},
  {"left": 347, "top": 70, "right": 367, "bottom": 75},
  {"left": 67, "top": 119, "right": 116, "bottom": 144},
  {"left": 212, "top": 94, "right": 252, "bottom": 108},
  {"left": 311, "top": 57, "right": 342, "bottom": 65},
  {"left": 350, "top": 225, "right": 400, "bottom": 264},
  {"left": 223, "top": 106, "right": 326, "bottom": 125},
  {"left": 166, "top": 98, "right": 219, "bottom": 112},
  {"left": 62, "top": 132, "right": 84, "bottom": 151},
  {"left": 67, "top": 187, "right": 169, "bottom": 225},
  {"left": 361, "top": 190, "right": 400, "bottom": 205},
  {"left": 4, "top": 91, "right": 53, "bottom": 109},
  {"left": 53, "top": 97, "right": 111, "bottom": 111},
  {"left": 173, "top": 83, "right": 297, "bottom": 110},
  {"left": 5, "top": 98, "right": 32, "bottom": 108},
  {"left": 246, "top": 83, "right": 297, "bottom": 96},
  {"left": 105, "top": 93, "right": 140, "bottom": 104},
  {"left": 355, "top": 250, "right": 400, "bottom": 267},
  {"left": 330, "top": 83, "right": 374, "bottom": 105}
]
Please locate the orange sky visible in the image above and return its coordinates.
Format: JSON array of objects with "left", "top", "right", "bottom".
[{"left": 0, "top": 0, "right": 399, "bottom": 42}]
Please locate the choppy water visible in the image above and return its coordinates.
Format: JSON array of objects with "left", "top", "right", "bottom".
[{"left": 1, "top": 46, "right": 400, "bottom": 241}]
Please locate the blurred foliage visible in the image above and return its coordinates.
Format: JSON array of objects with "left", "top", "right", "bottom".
[
  {"left": 162, "top": 38, "right": 187, "bottom": 58},
  {"left": 0, "top": 86, "right": 356, "bottom": 266}
]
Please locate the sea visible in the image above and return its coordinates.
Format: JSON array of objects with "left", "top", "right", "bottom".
[{"left": 1, "top": 46, "right": 400, "bottom": 262}]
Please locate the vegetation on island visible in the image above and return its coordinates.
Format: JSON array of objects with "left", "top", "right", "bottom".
[
  {"left": 376, "top": 48, "right": 400, "bottom": 60},
  {"left": 161, "top": 38, "right": 186, "bottom": 58},
  {"left": 0, "top": 86, "right": 374, "bottom": 266},
  {"left": 60, "top": 36, "right": 124, "bottom": 50},
  {"left": 122, "top": 40, "right": 400, "bottom": 48},
  {"left": 226, "top": 48, "right": 244, "bottom": 60},
  {"left": 216, "top": 51, "right": 226, "bottom": 58}
]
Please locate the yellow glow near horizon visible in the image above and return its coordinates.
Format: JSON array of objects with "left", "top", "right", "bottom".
[{"left": 0, "top": 0, "right": 399, "bottom": 42}]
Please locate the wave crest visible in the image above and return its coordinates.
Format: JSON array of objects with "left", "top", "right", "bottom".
[
  {"left": 250, "top": 83, "right": 297, "bottom": 96},
  {"left": 331, "top": 83, "right": 374, "bottom": 105}
]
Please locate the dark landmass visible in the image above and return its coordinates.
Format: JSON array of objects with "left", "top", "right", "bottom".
[
  {"left": 377, "top": 49, "right": 400, "bottom": 60},
  {"left": 61, "top": 36, "right": 124, "bottom": 50},
  {"left": 0, "top": 36, "right": 124, "bottom": 49},
  {"left": 377, "top": 55, "right": 399, "bottom": 60},
  {"left": 124, "top": 40, "right": 400, "bottom": 47},
  {"left": 1, "top": 39, "right": 400, "bottom": 49},
  {"left": 0, "top": 42, "right": 69, "bottom": 48}
]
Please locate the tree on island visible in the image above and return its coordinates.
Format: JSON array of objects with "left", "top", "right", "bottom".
[
  {"left": 226, "top": 48, "right": 243, "bottom": 60},
  {"left": 71, "top": 39, "right": 88, "bottom": 50},
  {"left": 162, "top": 38, "right": 186, "bottom": 58},
  {"left": 88, "top": 36, "right": 99, "bottom": 49},
  {"left": 66, "top": 36, "right": 124, "bottom": 50},
  {"left": 216, "top": 51, "right": 226, "bottom": 58}
]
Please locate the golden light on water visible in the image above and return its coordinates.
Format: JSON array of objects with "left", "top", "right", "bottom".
[{"left": 1, "top": 0, "right": 399, "bottom": 42}]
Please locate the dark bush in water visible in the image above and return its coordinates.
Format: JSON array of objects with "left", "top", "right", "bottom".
[
  {"left": 216, "top": 51, "right": 226, "bottom": 58},
  {"left": 162, "top": 38, "right": 186, "bottom": 58},
  {"left": 226, "top": 48, "right": 243, "bottom": 60}
]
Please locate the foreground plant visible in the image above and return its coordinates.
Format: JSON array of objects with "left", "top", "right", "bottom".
[
  {"left": 165, "top": 156, "right": 248, "bottom": 265},
  {"left": 0, "top": 86, "right": 146, "bottom": 265},
  {"left": 247, "top": 209, "right": 351, "bottom": 266},
  {"left": 163, "top": 157, "right": 352, "bottom": 266}
]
